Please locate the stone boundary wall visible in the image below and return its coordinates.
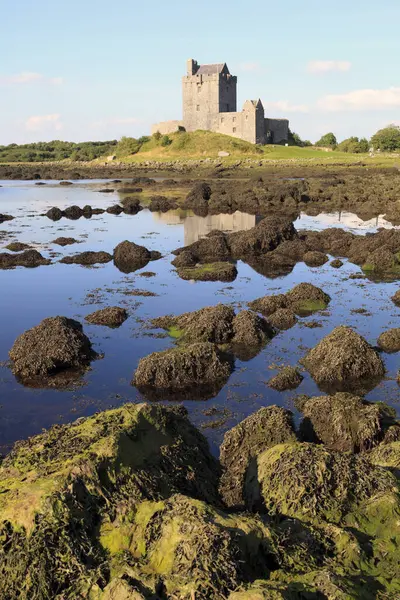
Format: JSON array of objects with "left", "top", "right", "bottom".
[{"left": 151, "top": 120, "right": 184, "bottom": 136}]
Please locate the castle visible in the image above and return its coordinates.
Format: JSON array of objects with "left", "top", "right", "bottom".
[{"left": 151, "top": 59, "right": 289, "bottom": 145}]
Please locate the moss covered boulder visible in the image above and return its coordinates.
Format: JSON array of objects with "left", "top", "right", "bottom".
[
  {"left": 0, "top": 249, "right": 51, "bottom": 269},
  {"left": 245, "top": 442, "right": 399, "bottom": 533},
  {"left": 268, "top": 308, "right": 298, "bottom": 330},
  {"left": 132, "top": 342, "right": 232, "bottom": 399},
  {"left": 301, "top": 326, "right": 385, "bottom": 392},
  {"left": 177, "top": 261, "right": 238, "bottom": 282},
  {"left": 303, "top": 250, "right": 329, "bottom": 267},
  {"left": 219, "top": 406, "right": 297, "bottom": 508},
  {"left": 298, "top": 393, "right": 399, "bottom": 452},
  {"left": 249, "top": 283, "right": 330, "bottom": 322},
  {"left": 0, "top": 403, "right": 221, "bottom": 599},
  {"left": 231, "top": 310, "right": 274, "bottom": 359}
]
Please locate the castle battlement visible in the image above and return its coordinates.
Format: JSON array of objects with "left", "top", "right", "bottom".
[{"left": 151, "top": 59, "right": 289, "bottom": 145}]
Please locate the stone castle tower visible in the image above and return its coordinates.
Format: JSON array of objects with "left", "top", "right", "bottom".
[{"left": 152, "top": 59, "right": 289, "bottom": 145}]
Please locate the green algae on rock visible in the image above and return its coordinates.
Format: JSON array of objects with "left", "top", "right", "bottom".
[
  {"left": 177, "top": 261, "right": 238, "bottom": 282},
  {"left": 219, "top": 406, "right": 297, "bottom": 509},
  {"left": 0, "top": 403, "right": 221, "bottom": 599},
  {"left": 249, "top": 283, "right": 330, "bottom": 323}
]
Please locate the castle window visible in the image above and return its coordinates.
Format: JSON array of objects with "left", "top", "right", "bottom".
[
  {"left": 221, "top": 117, "right": 224, "bottom": 123},
  {"left": 233, "top": 127, "right": 236, "bottom": 133},
  {"left": 196, "top": 105, "right": 200, "bottom": 111},
  {"left": 233, "top": 117, "right": 236, "bottom": 122},
  {"left": 245, "top": 115, "right": 248, "bottom": 120}
]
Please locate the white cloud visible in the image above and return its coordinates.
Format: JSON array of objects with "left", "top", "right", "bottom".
[
  {"left": 238, "top": 62, "right": 261, "bottom": 72},
  {"left": 25, "top": 114, "right": 63, "bottom": 132},
  {"left": 317, "top": 87, "right": 400, "bottom": 111},
  {"left": 263, "top": 100, "right": 309, "bottom": 113},
  {"left": 307, "top": 60, "right": 352, "bottom": 74},
  {"left": 0, "top": 72, "right": 63, "bottom": 85}
]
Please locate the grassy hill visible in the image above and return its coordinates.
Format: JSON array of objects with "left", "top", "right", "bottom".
[{"left": 119, "top": 130, "right": 399, "bottom": 167}]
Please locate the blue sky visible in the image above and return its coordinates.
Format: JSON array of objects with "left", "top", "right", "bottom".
[{"left": 1, "top": 0, "right": 400, "bottom": 145}]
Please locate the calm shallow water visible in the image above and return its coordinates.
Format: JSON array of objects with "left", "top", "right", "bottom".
[{"left": 0, "top": 180, "right": 399, "bottom": 455}]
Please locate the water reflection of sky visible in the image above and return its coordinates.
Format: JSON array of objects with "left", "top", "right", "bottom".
[{"left": 0, "top": 181, "right": 399, "bottom": 456}]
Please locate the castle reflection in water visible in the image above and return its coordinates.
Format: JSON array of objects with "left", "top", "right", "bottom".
[{"left": 152, "top": 209, "right": 262, "bottom": 245}]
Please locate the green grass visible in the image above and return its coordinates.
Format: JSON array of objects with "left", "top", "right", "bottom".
[{"left": 118, "top": 130, "right": 400, "bottom": 168}]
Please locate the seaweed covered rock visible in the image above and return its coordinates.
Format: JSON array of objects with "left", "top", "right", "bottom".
[
  {"left": 120, "top": 196, "right": 141, "bottom": 214},
  {"left": 377, "top": 328, "right": 400, "bottom": 352},
  {"left": 285, "top": 283, "right": 331, "bottom": 315},
  {"left": 391, "top": 289, "right": 400, "bottom": 307},
  {"left": 0, "top": 213, "right": 14, "bottom": 224},
  {"left": 177, "top": 261, "right": 238, "bottom": 282},
  {"left": 152, "top": 304, "right": 235, "bottom": 344},
  {"left": 60, "top": 250, "right": 113, "bottom": 265},
  {"left": 100, "top": 494, "right": 275, "bottom": 599},
  {"left": 132, "top": 342, "right": 232, "bottom": 399},
  {"left": 64, "top": 205, "right": 84, "bottom": 219},
  {"left": 232, "top": 310, "right": 274, "bottom": 347},
  {"left": 249, "top": 283, "right": 330, "bottom": 323},
  {"left": 0, "top": 403, "right": 222, "bottom": 598},
  {"left": 298, "top": 393, "right": 399, "bottom": 452},
  {"left": 369, "top": 441, "right": 400, "bottom": 471},
  {"left": 46, "top": 206, "right": 63, "bottom": 220},
  {"left": 301, "top": 326, "right": 385, "bottom": 392},
  {"left": 0, "top": 249, "right": 51, "bottom": 269},
  {"left": 4, "top": 241, "right": 32, "bottom": 252},
  {"left": 171, "top": 250, "right": 197, "bottom": 268},
  {"left": 113, "top": 240, "right": 161, "bottom": 273},
  {"left": 331, "top": 258, "right": 343, "bottom": 268},
  {"left": 85, "top": 306, "right": 128, "bottom": 328},
  {"left": 220, "top": 406, "right": 297, "bottom": 508},
  {"left": 268, "top": 308, "right": 298, "bottom": 330},
  {"left": 184, "top": 182, "right": 212, "bottom": 208},
  {"left": 228, "top": 216, "right": 297, "bottom": 258},
  {"left": 9, "top": 316, "right": 96, "bottom": 384},
  {"left": 173, "top": 233, "right": 231, "bottom": 264},
  {"left": 303, "top": 250, "right": 329, "bottom": 267},
  {"left": 52, "top": 237, "right": 79, "bottom": 246},
  {"left": 148, "top": 195, "right": 178, "bottom": 212},
  {"left": 106, "top": 203, "right": 124, "bottom": 215},
  {"left": 362, "top": 245, "right": 400, "bottom": 275},
  {"left": 268, "top": 366, "right": 303, "bottom": 391},
  {"left": 245, "top": 442, "right": 399, "bottom": 532}
]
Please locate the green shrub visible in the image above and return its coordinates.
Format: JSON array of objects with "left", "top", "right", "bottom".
[
  {"left": 160, "top": 135, "right": 172, "bottom": 147},
  {"left": 315, "top": 132, "right": 337, "bottom": 148},
  {"left": 371, "top": 125, "right": 400, "bottom": 152},
  {"left": 337, "top": 137, "right": 369, "bottom": 153}
]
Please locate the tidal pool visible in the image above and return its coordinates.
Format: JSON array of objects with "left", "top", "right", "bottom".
[{"left": 0, "top": 180, "right": 399, "bottom": 455}]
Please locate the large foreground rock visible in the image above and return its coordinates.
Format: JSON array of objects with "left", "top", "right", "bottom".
[
  {"left": 245, "top": 441, "right": 399, "bottom": 531},
  {"left": 298, "top": 392, "right": 400, "bottom": 452},
  {"left": 0, "top": 404, "right": 223, "bottom": 598},
  {"left": 301, "top": 326, "right": 385, "bottom": 392},
  {"left": 132, "top": 342, "right": 232, "bottom": 399},
  {"left": 219, "top": 406, "right": 297, "bottom": 508},
  {"left": 9, "top": 316, "right": 96, "bottom": 384}
]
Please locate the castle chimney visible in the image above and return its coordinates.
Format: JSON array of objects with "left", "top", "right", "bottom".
[{"left": 186, "top": 59, "right": 198, "bottom": 76}]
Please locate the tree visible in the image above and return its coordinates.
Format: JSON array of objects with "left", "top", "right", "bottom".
[
  {"left": 371, "top": 125, "right": 400, "bottom": 152},
  {"left": 160, "top": 135, "right": 172, "bottom": 147},
  {"left": 337, "top": 136, "right": 369, "bottom": 153},
  {"left": 315, "top": 132, "right": 337, "bottom": 148},
  {"left": 287, "top": 129, "right": 312, "bottom": 147}
]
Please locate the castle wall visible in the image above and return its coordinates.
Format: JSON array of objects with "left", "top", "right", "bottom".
[
  {"left": 265, "top": 118, "right": 289, "bottom": 144},
  {"left": 218, "top": 73, "right": 237, "bottom": 113},
  {"left": 182, "top": 73, "right": 220, "bottom": 132},
  {"left": 151, "top": 120, "right": 184, "bottom": 136}
]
